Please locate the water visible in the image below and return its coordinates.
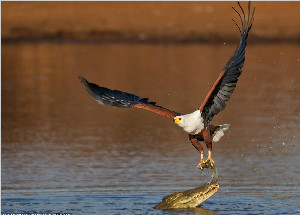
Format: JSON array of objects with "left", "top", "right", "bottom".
[{"left": 2, "top": 42, "right": 300, "bottom": 214}]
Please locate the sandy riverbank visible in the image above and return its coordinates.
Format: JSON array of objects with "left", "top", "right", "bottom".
[{"left": 2, "top": 2, "right": 300, "bottom": 43}]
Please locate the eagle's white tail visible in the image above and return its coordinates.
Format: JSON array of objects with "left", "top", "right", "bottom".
[{"left": 212, "top": 124, "right": 231, "bottom": 142}]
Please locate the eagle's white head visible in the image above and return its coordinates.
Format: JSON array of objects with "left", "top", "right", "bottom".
[{"left": 173, "top": 110, "right": 204, "bottom": 135}]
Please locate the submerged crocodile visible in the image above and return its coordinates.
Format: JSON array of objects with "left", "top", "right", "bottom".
[{"left": 154, "top": 162, "right": 219, "bottom": 209}]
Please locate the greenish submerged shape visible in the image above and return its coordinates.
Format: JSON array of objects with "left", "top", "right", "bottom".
[{"left": 154, "top": 162, "right": 219, "bottom": 209}]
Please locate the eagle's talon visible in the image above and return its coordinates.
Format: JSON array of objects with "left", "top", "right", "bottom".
[
  {"left": 197, "top": 159, "right": 205, "bottom": 169},
  {"left": 205, "top": 157, "right": 215, "bottom": 167}
]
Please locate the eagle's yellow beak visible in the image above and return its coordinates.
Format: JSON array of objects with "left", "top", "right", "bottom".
[{"left": 173, "top": 117, "right": 182, "bottom": 124}]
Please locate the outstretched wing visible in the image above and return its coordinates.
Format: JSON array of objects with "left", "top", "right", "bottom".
[
  {"left": 79, "top": 76, "right": 180, "bottom": 119},
  {"left": 200, "top": 2, "right": 255, "bottom": 122}
]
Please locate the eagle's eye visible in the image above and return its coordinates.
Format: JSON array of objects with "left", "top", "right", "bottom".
[{"left": 179, "top": 118, "right": 182, "bottom": 121}]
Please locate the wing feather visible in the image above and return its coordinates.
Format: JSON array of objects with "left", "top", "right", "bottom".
[
  {"left": 79, "top": 76, "right": 180, "bottom": 120},
  {"left": 200, "top": 2, "right": 255, "bottom": 122}
]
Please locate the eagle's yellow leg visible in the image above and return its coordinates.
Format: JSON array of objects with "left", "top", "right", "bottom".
[
  {"left": 205, "top": 151, "right": 215, "bottom": 166},
  {"left": 197, "top": 153, "right": 205, "bottom": 169}
]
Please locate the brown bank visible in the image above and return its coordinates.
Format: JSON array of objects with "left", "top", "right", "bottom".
[{"left": 2, "top": 1, "right": 300, "bottom": 43}]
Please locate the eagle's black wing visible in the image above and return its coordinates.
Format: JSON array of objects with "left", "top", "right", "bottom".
[
  {"left": 200, "top": 2, "right": 255, "bottom": 122},
  {"left": 79, "top": 76, "right": 180, "bottom": 119}
]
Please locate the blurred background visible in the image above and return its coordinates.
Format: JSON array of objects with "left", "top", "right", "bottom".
[
  {"left": 2, "top": 2, "right": 300, "bottom": 215},
  {"left": 2, "top": 1, "right": 300, "bottom": 42}
]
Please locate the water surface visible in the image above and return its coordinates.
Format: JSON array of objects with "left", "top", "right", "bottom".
[{"left": 2, "top": 42, "right": 300, "bottom": 214}]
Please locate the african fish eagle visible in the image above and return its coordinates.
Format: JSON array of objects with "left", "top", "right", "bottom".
[{"left": 79, "top": 2, "right": 255, "bottom": 169}]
